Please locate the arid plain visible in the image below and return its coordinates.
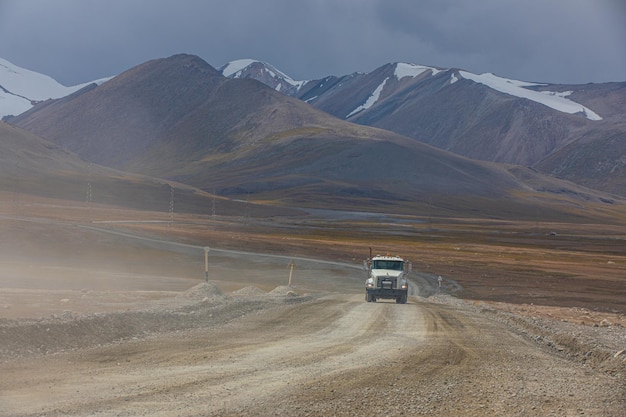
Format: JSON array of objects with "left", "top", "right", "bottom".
[{"left": 0, "top": 194, "right": 624, "bottom": 416}]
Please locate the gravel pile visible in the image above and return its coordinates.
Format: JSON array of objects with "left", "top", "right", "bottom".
[
  {"left": 0, "top": 287, "right": 308, "bottom": 359},
  {"left": 176, "top": 281, "right": 225, "bottom": 302},
  {"left": 269, "top": 285, "right": 299, "bottom": 296}
]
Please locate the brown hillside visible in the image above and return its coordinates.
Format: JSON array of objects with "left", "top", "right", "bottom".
[{"left": 0, "top": 121, "right": 288, "bottom": 217}]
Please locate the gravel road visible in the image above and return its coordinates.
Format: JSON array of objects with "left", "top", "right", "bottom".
[{"left": 1, "top": 283, "right": 624, "bottom": 416}]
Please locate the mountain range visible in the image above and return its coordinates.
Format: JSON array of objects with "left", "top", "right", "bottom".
[
  {"left": 221, "top": 59, "right": 626, "bottom": 197},
  {"left": 2, "top": 54, "right": 625, "bottom": 221}
]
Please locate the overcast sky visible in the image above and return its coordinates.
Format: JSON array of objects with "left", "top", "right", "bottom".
[{"left": 1, "top": 0, "right": 625, "bottom": 86}]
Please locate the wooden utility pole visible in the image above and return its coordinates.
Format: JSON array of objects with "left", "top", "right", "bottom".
[{"left": 204, "top": 247, "right": 210, "bottom": 282}]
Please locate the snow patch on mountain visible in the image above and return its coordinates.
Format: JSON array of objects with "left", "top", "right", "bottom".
[
  {"left": 346, "top": 77, "right": 389, "bottom": 118},
  {"left": 459, "top": 71, "right": 602, "bottom": 120},
  {"left": 345, "top": 63, "right": 443, "bottom": 118},
  {"left": 0, "top": 57, "right": 111, "bottom": 118},
  {"left": 0, "top": 88, "right": 31, "bottom": 117},
  {"left": 394, "top": 63, "right": 441, "bottom": 79}
]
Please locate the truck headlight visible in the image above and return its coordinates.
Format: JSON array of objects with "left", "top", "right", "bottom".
[
  {"left": 401, "top": 283, "right": 408, "bottom": 289},
  {"left": 366, "top": 282, "right": 374, "bottom": 288}
]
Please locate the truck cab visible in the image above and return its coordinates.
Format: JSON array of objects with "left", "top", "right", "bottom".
[{"left": 364, "top": 254, "right": 410, "bottom": 304}]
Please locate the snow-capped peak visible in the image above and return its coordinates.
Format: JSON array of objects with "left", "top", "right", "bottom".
[
  {"left": 0, "top": 57, "right": 112, "bottom": 118},
  {"left": 220, "top": 59, "right": 260, "bottom": 78},
  {"left": 458, "top": 71, "right": 602, "bottom": 120},
  {"left": 219, "top": 59, "right": 307, "bottom": 93}
]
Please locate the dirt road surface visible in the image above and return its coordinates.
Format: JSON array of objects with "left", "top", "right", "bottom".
[
  {"left": 1, "top": 289, "right": 623, "bottom": 416},
  {"left": 0, "top": 218, "right": 624, "bottom": 416}
]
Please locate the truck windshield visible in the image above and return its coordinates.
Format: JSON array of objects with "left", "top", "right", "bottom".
[{"left": 372, "top": 260, "right": 404, "bottom": 271}]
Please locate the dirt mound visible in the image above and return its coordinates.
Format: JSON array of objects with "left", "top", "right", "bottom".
[
  {"left": 178, "top": 281, "right": 225, "bottom": 302},
  {"left": 233, "top": 286, "right": 267, "bottom": 296},
  {"left": 269, "top": 285, "right": 299, "bottom": 297}
]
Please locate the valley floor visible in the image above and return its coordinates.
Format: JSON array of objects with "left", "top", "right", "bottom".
[{"left": 0, "top": 205, "right": 624, "bottom": 416}]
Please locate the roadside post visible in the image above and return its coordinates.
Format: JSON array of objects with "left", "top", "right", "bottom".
[
  {"left": 288, "top": 260, "right": 295, "bottom": 286},
  {"left": 204, "top": 247, "right": 210, "bottom": 282}
]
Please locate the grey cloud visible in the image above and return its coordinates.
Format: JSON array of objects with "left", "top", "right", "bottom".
[
  {"left": 0, "top": 0, "right": 624, "bottom": 86},
  {"left": 373, "top": 0, "right": 626, "bottom": 83}
]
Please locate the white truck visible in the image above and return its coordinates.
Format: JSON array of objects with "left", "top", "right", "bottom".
[{"left": 364, "top": 252, "right": 411, "bottom": 304}]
